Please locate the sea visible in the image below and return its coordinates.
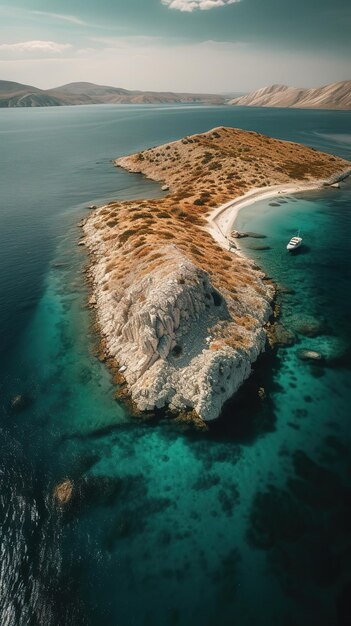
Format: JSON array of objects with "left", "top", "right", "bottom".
[{"left": 0, "top": 104, "right": 350, "bottom": 626}]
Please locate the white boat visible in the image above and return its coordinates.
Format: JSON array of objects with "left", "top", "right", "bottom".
[{"left": 287, "top": 231, "right": 302, "bottom": 251}]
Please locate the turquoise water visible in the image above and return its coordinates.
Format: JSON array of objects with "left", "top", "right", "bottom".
[{"left": 0, "top": 105, "right": 351, "bottom": 626}]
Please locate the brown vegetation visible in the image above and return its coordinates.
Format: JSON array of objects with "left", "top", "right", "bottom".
[{"left": 84, "top": 127, "right": 349, "bottom": 351}]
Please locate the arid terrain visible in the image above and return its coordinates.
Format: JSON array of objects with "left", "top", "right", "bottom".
[
  {"left": 82, "top": 127, "right": 350, "bottom": 421},
  {"left": 0, "top": 80, "right": 225, "bottom": 108},
  {"left": 229, "top": 80, "right": 351, "bottom": 110}
]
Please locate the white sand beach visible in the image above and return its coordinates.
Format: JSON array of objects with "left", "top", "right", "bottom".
[{"left": 206, "top": 182, "right": 324, "bottom": 251}]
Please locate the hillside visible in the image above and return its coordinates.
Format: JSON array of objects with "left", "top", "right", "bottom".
[
  {"left": 0, "top": 80, "right": 225, "bottom": 107},
  {"left": 229, "top": 81, "right": 351, "bottom": 110},
  {"left": 82, "top": 127, "right": 350, "bottom": 422}
]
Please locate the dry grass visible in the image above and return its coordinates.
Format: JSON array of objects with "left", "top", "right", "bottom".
[{"left": 85, "top": 127, "right": 349, "bottom": 348}]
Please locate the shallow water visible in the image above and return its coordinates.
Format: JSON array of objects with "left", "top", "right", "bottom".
[{"left": 0, "top": 104, "right": 351, "bottom": 626}]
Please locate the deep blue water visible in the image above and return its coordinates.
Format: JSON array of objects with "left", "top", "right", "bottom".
[{"left": 0, "top": 104, "right": 351, "bottom": 626}]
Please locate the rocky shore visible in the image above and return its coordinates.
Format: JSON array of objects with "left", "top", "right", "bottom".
[{"left": 81, "top": 127, "right": 350, "bottom": 421}]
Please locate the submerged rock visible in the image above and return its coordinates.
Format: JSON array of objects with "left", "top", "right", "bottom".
[
  {"left": 246, "top": 244, "right": 271, "bottom": 251},
  {"left": 267, "top": 322, "right": 296, "bottom": 347},
  {"left": 276, "top": 284, "right": 295, "bottom": 295},
  {"left": 292, "top": 315, "right": 328, "bottom": 338},
  {"left": 258, "top": 387, "right": 266, "bottom": 400},
  {"left": 297, "top": 349, "right": 323, "bottom": 362},
  {"left": 53, "top": 479, "right": 74, "bottom": 506},
  {"left": 247, "top": 485, "right": 306, "bottom": 549},
  {"left": 10, "top": 394, "right": 32, "bottom": 411},
  {"left": 315, "top": 336, "right": 346, "bottom": 361},
  {"left": 245, "top": 232, "right": 267, "bottom": 239},
  {"left": 53, "top": 474, "right": 124, "bottom": 514}
]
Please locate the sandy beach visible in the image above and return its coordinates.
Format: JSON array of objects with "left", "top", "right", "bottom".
[{"left": 206, "top": 181, "right": 325, "bottom": 250}]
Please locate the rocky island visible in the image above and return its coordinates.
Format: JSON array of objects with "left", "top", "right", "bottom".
[{"left": 82, "top": 127, "right": 350, "bottom": 421}]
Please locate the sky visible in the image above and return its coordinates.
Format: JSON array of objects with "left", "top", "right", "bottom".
[{"left": 0, "top": 0, "right": 350, "bottom": 92}]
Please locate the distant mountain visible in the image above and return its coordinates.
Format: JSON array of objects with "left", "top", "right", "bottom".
[
  {"left": 0, "top": 80, "right": 225, "bottom": 107},
  {"left": 229, "top": 81, "right": 351, "bottom": 110},
  {"left": 0, "top": 81, "right": 65, "bottom": 107}
]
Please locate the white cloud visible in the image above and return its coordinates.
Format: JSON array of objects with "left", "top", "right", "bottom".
[
  {"left": 0, "top": 41, "right": 72, "bottom": 55},
  {"left": 90, "top": 35, "right": 165, "bottom": 48},
  {"left": 161, "top": 0, "right": 240, "bottom": 12},
  {"left": 31, "top": 11, "right": 86, "bottom": 26}
]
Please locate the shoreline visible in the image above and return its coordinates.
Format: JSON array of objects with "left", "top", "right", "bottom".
[
  {"left": 207, "top": 169, "right": 351, "bottom": 253},
  {"left": 82, "top": 128, "right": 350, "bottom": 421},
  {"left": 207, "top": 181, "right": 326, "bottom": 251}
]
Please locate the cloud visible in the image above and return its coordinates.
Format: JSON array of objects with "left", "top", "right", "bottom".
[
  {"left": 161, "top": 0, "right": 240, "bottom": 12},
  {"left": 90, "top": 35, "right": 165, "bottom": 48},
  {"left": 31, "top": 11, "right": 86, "bottom": 26},
  {"left": 0, "top": 38, "right": 348, "bottom": 94},
  {"left": 0, "top": 41, "right": 72, "bottom": 57}
]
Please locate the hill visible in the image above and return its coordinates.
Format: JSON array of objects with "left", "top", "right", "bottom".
[
  {"left": 229, "top": 81, "right": 351, "bottom": 110},
  {"left": 82, "top": 127, "right": 350, "bottom": 422},
  {"left": 0, "top": 80, "right": 225, "bottom": 107}
]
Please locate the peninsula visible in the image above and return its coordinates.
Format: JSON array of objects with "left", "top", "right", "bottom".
[{"left": 82, "top": 127, "right": 350, "bottom": 421}]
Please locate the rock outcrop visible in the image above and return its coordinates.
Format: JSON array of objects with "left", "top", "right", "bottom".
[{"left": 84, "top": 231, "right": 273, "bottom": 420}]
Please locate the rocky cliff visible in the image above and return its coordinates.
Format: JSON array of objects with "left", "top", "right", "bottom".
[{"left": 84, "top": 231, "right": 272, "bottom": 421}]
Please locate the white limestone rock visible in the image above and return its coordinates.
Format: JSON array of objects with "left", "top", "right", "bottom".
[{"left": 83, "top": 221, "right": 273, "bottom": 421}]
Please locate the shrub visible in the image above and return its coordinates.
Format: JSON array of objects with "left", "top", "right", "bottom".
[
  {"left": 148, "top": 253, "right": 163, "bottom": 261},
  {"left": 183, "top": 214, "right": 204, "bottom": 226},
  {"left": 190, "top": 244, "right": 202, "bottom": 256},
  {"left": 119, "top": 229, "right": 137, "bottom": 243},
  {"left": 157, "top": 211, "right": 171, "bottom": 218},
  {"left": 208, "top": 162, "right": 222, "bottom": 171},
  {"left": 133, "top": 211, "right": 153, "bottom": 220},
  {"left": 202, "top": 152, "right": 214, "bottom": 165}
]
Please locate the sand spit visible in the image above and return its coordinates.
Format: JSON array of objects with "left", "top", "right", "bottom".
[{"left": 82, "top": 127, "right": 350, "bottom": 421}]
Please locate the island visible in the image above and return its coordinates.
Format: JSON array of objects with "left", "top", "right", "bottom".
[{"left": 81, "top": 127, "right": 350, "bottom": 421}]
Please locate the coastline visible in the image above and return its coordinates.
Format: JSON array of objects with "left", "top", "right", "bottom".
[
  {"left": 206, "top": 181, "right": 324, "bottom": 251},
  {"left": 82, "top": 127, "right": 350, "bottom": 421}
]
